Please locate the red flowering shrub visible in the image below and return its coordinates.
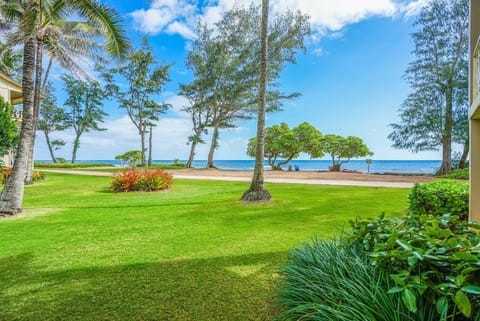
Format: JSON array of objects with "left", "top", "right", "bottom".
[
  {"left": 1, "top": 168, "right": 12, "bottom": 184},
  {"left": 111, "top": 169, "right": 172, "bottom": 192}
]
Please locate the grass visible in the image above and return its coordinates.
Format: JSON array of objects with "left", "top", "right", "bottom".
[{"left": 0, "top": 173, "right": 409, "bottom": 320}]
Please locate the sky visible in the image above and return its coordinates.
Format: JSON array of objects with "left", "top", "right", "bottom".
[{"left": 34, "top": 0, "right": 446, "bottom": 162}]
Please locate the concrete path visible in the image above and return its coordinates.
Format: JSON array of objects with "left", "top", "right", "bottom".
[{"left": 40, "top": 169, "right": 414, "bottom": 188}]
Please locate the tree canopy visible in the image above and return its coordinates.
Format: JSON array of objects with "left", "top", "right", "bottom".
[
  {"left": 115, "top": 150, "right": 142, "bottom": 168},
  {"left": 322, "top": 135, "right": 373, "bottom": 171},
  {"left": 247, "top": 122, "right": 323, "bottom": 170},
  {"left": 388, "top": 0, "right": 469, "bottom": 174},
  {"left": 0, "top": 96, "right": 18, "bottom": 158}
]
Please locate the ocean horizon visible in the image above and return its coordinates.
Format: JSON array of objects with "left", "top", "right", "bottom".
[{"left": 37, "top": 159, "right": 443, "bottom": 174}]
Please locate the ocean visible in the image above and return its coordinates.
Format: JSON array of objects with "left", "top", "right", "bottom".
[{"left": 53, "top": 159, "right": 443, "bottom": 174}]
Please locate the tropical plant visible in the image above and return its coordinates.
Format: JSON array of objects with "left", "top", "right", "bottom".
[
  {"left": 388, "top": 0, "right": 469, "bottom": 175},
  {"left": 322, "top": 134, "right": 373, "bottom": 171},
  {"left": 102, "top": 38, "right": 171, "bottom": 167},
  {"left": 276, "top": 239, "right": 437, "bottom": 321},
  {"left": 0, "top": 0, "right": 129, "bottom": 215},
  {"left": 111, "top": 169, "right": 173, "bottom": 192},
  {"left": 346, "top": 213, "right": 480, "bottom": 320}
]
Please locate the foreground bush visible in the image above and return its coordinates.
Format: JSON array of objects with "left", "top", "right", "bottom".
[
  {"left": 111, "top": 169, "right": 172, "bottom": 192},
  {"left": 276, "top": 240, "right": 436, "bottom": 321},
  {"left": 346, "top": 214, "right": 480, "bottom": 320},
  {"left": 409, "top": 180, "right": 469, "bottom": 219}
]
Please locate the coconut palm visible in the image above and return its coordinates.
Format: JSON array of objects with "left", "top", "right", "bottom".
[
  {"left": 241, "top": 0, "right": 271, "bottom": 202},
  {"left": 0, "top": 0, "right": 129, "bottom": 215},
  {"left": 0, "top": 42, "right": 22, "bottom": 77}
]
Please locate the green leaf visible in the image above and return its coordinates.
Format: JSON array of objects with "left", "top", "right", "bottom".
[
  {"left": 461, "top": 286, "right": 480, "bottom": 295},
  {"left": 387, "top": 286, "right": 404, "bottom": 294},
  {"left": 453, "top": 252, "right": 479, "bottom": 261},
  {"left": 436, "top": 296, "right": 448, "bottom": 318},
  {"left": 453, "top": 290, "right": 471, "bottom": 317},
  {"left": 396, "top": 239, "right": 412, "bottom": 251},
  {"left": 401, "top": 288, "right": 417, "bottom": 313}
]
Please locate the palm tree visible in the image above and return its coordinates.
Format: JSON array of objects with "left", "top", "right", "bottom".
[
  {"left": 241, "top": 0, "right": 271, "bottom": 202},
  {"left": 0, "top": 0, "right": 129, "bottom": 215},
  {"left": 0, "top": 42, "right": 22, "bottom": 77}
]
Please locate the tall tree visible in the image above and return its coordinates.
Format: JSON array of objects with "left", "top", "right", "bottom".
[
  {"left": 37, "top": 82, "right": 68, "bottom": 163},
  {"left": 182, "top": 5, "right": 309, "bottom": 169},
  {"left": 102, "top": 38, "right": 171, "bottom": 167},
  {"left": 241, "top": 0, "right": 271, "bottom": 201},
  {"left": 389, "top": 0, "right": 469, "bottom": 175},
  {"left": 0, "top": 0, "right": 129, "bottom": 215},
  {"left": 62, "top": 74, "right": 107, "bottom": 163}
]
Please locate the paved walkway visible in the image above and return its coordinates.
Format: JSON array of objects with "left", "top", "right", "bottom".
[{"left": 40, "top": 169, "right": 414, "bottom": 188}]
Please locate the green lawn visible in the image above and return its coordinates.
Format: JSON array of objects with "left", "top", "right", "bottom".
[{"left": 0, "top": 174, "right": 409, "bottom": 320}]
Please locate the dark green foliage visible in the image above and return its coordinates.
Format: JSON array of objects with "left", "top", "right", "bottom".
[
  {"left": 409, "top": 181, "right": 469, "bottom": 219},
  {"left": 346, "top": 214, "right": 480, "bottom": 320},
  {"left": 439, "top": 168, "right": 469, "bottom": 180},
  {"left": 276, "top": 239, "right": 436, "bottom": 321},
  {"left": 0, "top": 96, "right": 18, "bottom": 156}
]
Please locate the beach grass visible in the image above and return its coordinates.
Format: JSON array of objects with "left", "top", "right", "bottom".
[{"left": 0, "top": 173, "right": 409, "bottom": 320}]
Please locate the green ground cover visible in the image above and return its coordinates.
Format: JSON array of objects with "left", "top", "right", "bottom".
[{"left": 0, "top": 173, "right": 409, "bottom": 320}]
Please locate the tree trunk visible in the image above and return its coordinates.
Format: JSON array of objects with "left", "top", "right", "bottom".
[
  {"left": 241, "top": 0, "right": 271, "bottom": 202},
  {"left": 438, "top": 85, "right": 453, "bottom": 175},
  {"left": 206, "top": 126, "right": 219, "bottom": 168},
  {"left": 0, "top": 38, "right": 36, "bottom": 215},
  {"left": 459, "top": 139, "right": 469, "bottom": 169},
  {"left": 140, "top": 125, "right": 146, "bottom": 167},
  {"left": 148, "top": 125, "right": 153, "bottom": 166},
  {"left": 71, "top": 135, "right": 80, "bottom": 164},
  {"left": 187, "top": 141, "right": 197, "bottom": 168},
  {"left": 44, "top": 131, "right": 57, "bottom": 163},
  {"left": 25, "top": 38, "right": 44, "bottom": 185}
]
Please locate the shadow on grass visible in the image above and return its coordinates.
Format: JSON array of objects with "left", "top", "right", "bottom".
[{"left": 0, "top": 251, "right": 286, "bottom": 321}]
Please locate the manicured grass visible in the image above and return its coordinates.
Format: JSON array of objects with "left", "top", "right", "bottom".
[{"left": 0, "top": 173, "right": 409, "bottom": 320}]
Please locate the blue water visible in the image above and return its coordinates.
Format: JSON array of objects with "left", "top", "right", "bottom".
[{"left": 46, "top": 159, "right": 442, "bottom": 174}]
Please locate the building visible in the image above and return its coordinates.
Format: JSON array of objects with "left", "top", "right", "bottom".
[
  {"left": 470, "top": 0, "right": 480, "bottom": 222},
  {"left": 0, "top": 72, "right": 23, "bottom": 167}
]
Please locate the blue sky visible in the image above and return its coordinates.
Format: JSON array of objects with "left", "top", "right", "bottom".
[{"left": 35, "top": 0, "right": 446, "bottom": 161}]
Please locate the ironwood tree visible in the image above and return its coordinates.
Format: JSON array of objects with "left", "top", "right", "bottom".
[
  {"left": 389, "top": 0, "right": 469, "bottom": 175},
  {"left": 102, "top": 38, "right": 171, "bottom": 167},
  {"left": 62, "top": 74, "right": 107, "bottom": 164},
  {"left": 37, "top": 82, "right": 68, "bottom": 163}
]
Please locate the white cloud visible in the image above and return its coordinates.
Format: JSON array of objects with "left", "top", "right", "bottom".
[{"left": 130, "top": 0, "right": 426, "bottom": 41}]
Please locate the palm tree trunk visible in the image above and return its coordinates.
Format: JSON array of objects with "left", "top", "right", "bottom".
[
  {"left": 25, "top": 38, "right": 44, "bottom": 185},
  {"left": 187, "top": 141, "right": 197, "bottom": 168},
  {"left": 148, "top": 125, "right": 153, "bottom": 166},
  {"left": 0, "top": 38, "right": 36, "bottom": 215},
  {"left": 206, "top": 126, "right": 219, "bottom": 168},
  {"left": 438, "top": 85, "right": 453, "bottom": 175},
  {"left": 44, "top": 131, "right": 57, "bottom": 163},
  {"left": 241, "top": 0, "right": 271, "bottom": 202}
]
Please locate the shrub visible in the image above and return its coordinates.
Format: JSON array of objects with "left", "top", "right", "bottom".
[
  {"left": 438, "top": 168, "right": 469, "bottom": 180},
  {"left": 346, "top": 214, "right": 480, "bottom": 320},
  {"left": 276, "top": 239, "right": 437, "bottom": 321},
  {"left": 137, "top": 169, "right": 173, "bottom": 191},
  {"left": 111, "top": 169, "right": 172, "bottom": 192},
  {"left": 409, "top": 180, "right": 469, "bottom": 219},
  {"left": 1, "top": 168, "right": 45, "bottom": 184},
  {"left": 34, "top": 162, "right": 114, "bottom": 168}
]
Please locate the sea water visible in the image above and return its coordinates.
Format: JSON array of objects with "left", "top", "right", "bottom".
[{"left": 53, "top": 159, "right": 442, "bottom": 174}]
